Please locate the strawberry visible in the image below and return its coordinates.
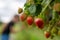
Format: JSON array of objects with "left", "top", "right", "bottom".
[
  {"left": 27, "top": 16, "right": 33, "bottom": 25},
  {"left": 34, "top": 18, "right": 44, "bottom": 29}
]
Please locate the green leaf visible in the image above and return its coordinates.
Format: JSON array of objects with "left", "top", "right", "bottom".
[
  {"left": 28, "top": 4, "right": 36, "bottom": 15},
  {"left": 24, "top": 3, "right": 31, "bottom": 10},
  {"left": 35, "top": 4, "right": 42, "bottom": 16}
]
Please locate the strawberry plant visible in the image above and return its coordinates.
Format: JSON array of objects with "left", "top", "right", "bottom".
[{"left": 18, "top": 0, "right": 60, "bottom": 39}]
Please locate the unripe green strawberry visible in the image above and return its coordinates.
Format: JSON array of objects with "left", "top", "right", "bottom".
[
  {"left": 51, "top": 27, "right": 58, "bottom": 34},
  {"left": 18, "top": 8, "right": 23, "bottom": 14}
]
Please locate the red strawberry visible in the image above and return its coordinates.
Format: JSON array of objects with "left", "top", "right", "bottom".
[
  {"left": 44, "top": 31, "right": 51, "bottom": 38},
  {"left": 27, "top": 16, "right": 33, "bottom": 25},
  {"left": 34, "top": 18, "right": 44, "bottom": 29}
]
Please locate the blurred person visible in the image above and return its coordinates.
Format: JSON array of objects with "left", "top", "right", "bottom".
[{"left": 1, "top": 15, "right": 19, "bottom": 40}]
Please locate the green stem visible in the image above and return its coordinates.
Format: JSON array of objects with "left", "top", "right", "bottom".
[
  {"left": 41, "top": 0, "right": 46, "bottom": 5},
  {"left": 38, "top": 0, "right": 52, "bottom": 17}
]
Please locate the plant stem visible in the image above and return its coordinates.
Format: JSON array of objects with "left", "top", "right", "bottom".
[{"left": 38, "top": 0, "right": 52, "bottom": 17}]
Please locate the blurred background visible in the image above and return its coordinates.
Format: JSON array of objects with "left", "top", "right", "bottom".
[{"left": 0, "top": 0, "right": 26, "bottom": 23}]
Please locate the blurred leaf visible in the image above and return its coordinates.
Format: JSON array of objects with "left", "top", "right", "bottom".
[
  {"left": 28, "top": 4, "right": 36, "bottom": 15},
  {"left": 34, "top": 0, "right": 43, "bottom": 4},
  {"left": 52, "top": 10, "right": 59, "bottom": 20},
  {"left": 35, "top": 4, "right": 42, "bottom": 16},
  {"left": 55, "top": 0, "right": 60, "bottom": 3}
]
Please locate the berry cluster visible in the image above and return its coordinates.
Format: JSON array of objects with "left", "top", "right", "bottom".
[{"left": 18, "top": 0, "right": 60, "bottom": 39}]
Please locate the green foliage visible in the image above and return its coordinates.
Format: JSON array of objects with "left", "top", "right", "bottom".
[
  {"left": 55, "top": 0, "right": 60, "bottom": 3},
  {"left": 24, "top": 0, "right": 42, "bottom": 16},
  {"left": 34, "top": 0, "right": 43, "bottom": 4},
  {"left": 35, "top": 4, "right": 42, "bottom": 16},
  {"left": 28, "top": 4, "right": 36, "bottom": 15},
  {"left": 23, "top": 0, "right": 60, "bottom": 39}
]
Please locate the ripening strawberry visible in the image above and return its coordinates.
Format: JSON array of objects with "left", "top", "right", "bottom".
[
  {"left": 44, "top": 31, "right": 51, "bottom": 38},
  {"left": 20, "top": 13, "right": 27, "bottom": 21}
]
